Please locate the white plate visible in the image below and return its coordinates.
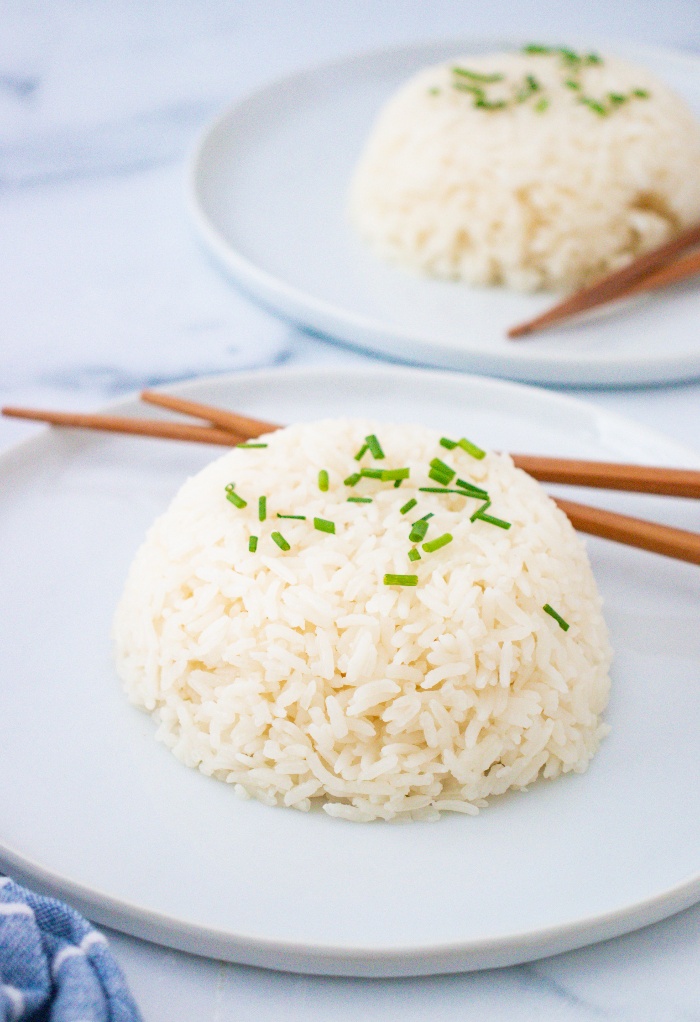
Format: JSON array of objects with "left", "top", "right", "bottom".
[
  {"left": 1, "top": 366, "right": 700, "bottom": 977},
  {"left": 189, "top": 39, "right": 700, "bottom": 388}
]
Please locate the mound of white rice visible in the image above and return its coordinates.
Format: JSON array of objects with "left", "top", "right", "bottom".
[
  {"left": 114, "top": 420, "right": 612, "bottom": 822},
  {"left": 349, "top": 47, "right": 700, "bottom": 291}
]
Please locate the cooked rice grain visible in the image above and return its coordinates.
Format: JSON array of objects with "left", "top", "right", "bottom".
[{"left": 113, "top": 420, "right": 612, "bottom": 821}]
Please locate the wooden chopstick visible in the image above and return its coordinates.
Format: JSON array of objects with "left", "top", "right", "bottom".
[
  {"left": 140, "top": 390, "right": 277, "bottom": 438},
  {"left": 554, "top": 498, "right": 700, "bottom": 565},
  {"left": 510, "top": 454, "right": 700, "bottom": 499},
  {"left": 139, "top": 392, "right": 700, "bottom": 501},
  {"left": 3, "top": 400, "right": 699, "bottom": 564},
  {"left": 1, "top": 407, "right": 240, "bottom": 446},
  {"left": 507, "top": 220, "right": 700, "bottom": 338}
]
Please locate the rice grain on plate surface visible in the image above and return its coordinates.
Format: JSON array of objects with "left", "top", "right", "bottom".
[
  {"left": 113, "top": 420, "right": 612, "bottom": 822},
  {"left": 349, "top": 48, "right": 700, "bottom": 291}
]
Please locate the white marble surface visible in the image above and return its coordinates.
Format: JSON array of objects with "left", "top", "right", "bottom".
[{"left": 2, "top": 2, "right": 700, "bottom": 1019}]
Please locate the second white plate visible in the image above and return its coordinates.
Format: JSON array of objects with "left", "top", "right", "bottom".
[
  {"left": 190, "top": 38, "right": 700, "bottom": 387},
  {"left": 1, "top": 366, "right": 700, "bottom": 976}
]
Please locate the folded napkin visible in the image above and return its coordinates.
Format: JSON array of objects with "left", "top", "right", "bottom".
[{"left": 0, "top": 877, "right": 141, "bottom": 1022}]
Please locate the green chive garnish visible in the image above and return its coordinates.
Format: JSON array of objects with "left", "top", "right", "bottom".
[
  {"left": 318, "top": 469, "right": 329, "bottom": 492},
  {"left": 428, "top": 469, "right": 452, "bottom": 485},
  {"left": 534, "top": 97, "right": 549, "bottom": 113},
  {"left": 236, "top": 442, "right": 268, "bottom": 448},
  {"left": 347, "top": 497, "right": 372, "bottom": 503},
  {"left": 608, "top": 92, "right": 626, "bottom": 105},
  {"left": 394, "top": 479, "right": 404, "bottom": 488},
  {"left": 271, "top": 531, "right": 290, "bottom": 551},
  {"left": 470, "top": 499, "right": 512, "bottom": 530},
  {"left": 354, "top": 443, "right": 369, "bottom": 461},
  {"left": 416, "top": 513, "right": 434, "bottom": 521},
  {"left": 458, "top": 437, "right": 486, "bottom": 459},
  {"left": 439, "top": 437, "right": 458, "bottom": 450},
  {"left": 419, "top": 486, "right": 478, "bottom": 496},
  {"left": 344, "top": 472, "right": 361, "bottom": 487},
  {"left": 248, "top": 536, "right": 258, "bottom": 552},
  {"left": 380, "top": 468, "right": 410, "bottom": 482},
  {"left": 580, "top": 96, "right": 607, "bottom": 116},
  {"left": 422, "top": 533, "right": 453, "bottom": 553},
  {"left": 408, "top": 548, "right": 421, "bottom": 562},
  {"left": 383, "top": 574, "right": 418, "bottom": 587},
  {"left": 409, "top": 519, "right": 430, "bottom": 543},
  {"left": 258, "top": 496, "right": 267, "bottom": 522},
  {"left": 523, "top": 44, "right": 551, "bottom": 54},
  {"left": 564, "top": 79, "right": 581, "bottom": 90},
  {"left": 360, "top": 468, "right": 384, "bottom": 479},
  {"left": 314, "top": 517, "right": 335, "bottom": 534},
  {"left": 428, "top": 86, "right": 441, "bottom": 96},
  {"left": 452, "top": 66, "right": 504, "bottom": 83},
  {"left": 543, "top": 604, "right": 570, "bottom": 631},
  {"left": 225, "top": 484, "right": 247, "bottom": 509},
  {"left": 400, "top": 498, "right": 417, "bottom": 515},
  {"left": 429, "top": 458, "right": 456, "bottom": 482},
  {"left": 365, "top": 434, "right": 385, "bottom": 459},
  {"left": 455, "top": 479, "right": 490, "bottom": 498},
  {"left": 277, "top": 514, "right": 306, "bottom": 520},
  {"left": 633, "top": 88, "right": 649, "bottom": 99}
]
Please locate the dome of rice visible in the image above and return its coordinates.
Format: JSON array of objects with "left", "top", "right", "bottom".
[
  {"left": 349, "top": 47, "right": 700, "bottom": 291},
  {"left": 113, "top": 420, "right": 612, "bottom": 822}
]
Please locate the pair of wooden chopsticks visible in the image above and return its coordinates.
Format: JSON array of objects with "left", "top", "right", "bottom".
[
  {"left": 3, "top": 392, "right": 700, "bottom": 565},
  {"left": 508, "top": 221, "right": 700, "bottom": 338}
]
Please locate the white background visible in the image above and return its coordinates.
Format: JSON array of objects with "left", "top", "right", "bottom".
[{"left": 2, "top": 2, "right": 700, "bottom": 1019}]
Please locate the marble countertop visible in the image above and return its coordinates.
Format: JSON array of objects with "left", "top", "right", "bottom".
[{"left": 2, "top": 2, "right": 700, "bottom": 1018}]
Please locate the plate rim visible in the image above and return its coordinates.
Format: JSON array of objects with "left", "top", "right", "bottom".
[
  {"left": 2, "top": 363, "right": 700, "bottom": 977},
  {"left": 187, "top": 36, "right": 700, "bottom": 388}
]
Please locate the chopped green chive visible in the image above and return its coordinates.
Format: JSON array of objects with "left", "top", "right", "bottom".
[
  {"left": 225, "top": 484, "right": 247, "bottom": 509},
  {"left": 419, "top": 486, "right": 484, "bottom": 496},
  {"left": 360, "top": 468, "right": 385, "bottom": 479},
  {"left": 564, "top": 79, "right": 581, "bottom": 90},
  {"left": 470, "top": 499, "right": 492, "bottom": 521},
  {"left": 471, "top": 499, "right": 512, "bottom": 529},
  {"left": 526, "top": 74, "right": 540, "bottom": 91},
  {"left": 579, "top": 96, "right": 607, "bottom": 115},
  {"left": 318, "top": 469, "right": 329, "bottom": 492},
  {"left": 236, "top": 442, "right": 268, "bottom": 448},
  {"left": 422, "top": 533, "right": 453, "bottom": 553},
  {"left": 416, "top": 513, "right": 434, "bottom": 521},
  {"left": 543, "top": 604, "right": 570, "bottom": 631},
  {"left": 365, "top": 434, "right": 385, "bottom": 459},
  {"left": 314, "top": 517, "right": 336, "bottom": 534},
  {"left": 439, "top": 437, "right": 459, "bottom": 450},
  {"left": 408, "top": 548, "right": 421, "bottom": 562},
  {"left": 258, "top": 495, "right": 267, "bottom": 522},
  {"left": 429, "top": 458, "right": 456, "bottom": 482},
  {"left": 428, "top": 86, "right": 441, "bottom": 95},
  {"left": 277, "top": 513, "right": 306, "bottom": 520},
  {"left": 453, "top": 82, "right": 486, "bottom": 97},
  {"left": 608, "top": 92, "right": 626, "bottom": 105},
  {"left": 586, "top": 52, "right": 602, "bottom": 65},
  {"left": 380, "top": 467, "right": 410, "bottom": 482},
  {"left": 384, "top": 574, "right": 418, "bottom": 587},
  {"left": 347, "top": 496, "right": 372, "bottom": 503},
  {"left": 458, "top": 437, "right": 486, "bottom": 459},
  {"left": 354, "top": 442, "right": 369, "bottom": 461},
  {"left": 409, "top": 519, "right": 430, "bottom": 543},
  {"left": 534, "top": 97, "right": 549, "bottom": 113},
  {"left": 271, "top": 531, "right": 290, "bottom": 551},
  {"left": 344, "top": 472, "right": 362, "bottom": 487},
  {"left": 633, "top": 88, "right": 649, "bottom": 99},
  {"left": 475, "top": 98, "right": 507, "bottom": 110},
  {"left": 428, "top": 468, "right": 453, "bottom": 485},
  {"left": 400, "top": 498, "right": 417, "bottom": 515},
  {"left": 248, "top": 535, "right": 258, "bottom": 552},
  {"left": 394, "top": 478, "right": 404, "bottom": 488},
  {"left": 453, "top": 66, "right": 504, "bottom": 83},
  {"left": 523, "top": 43, "right": 552, "bottom": 54},
  {"left": 455, "top": 479, "right": 490, "bottom": 499}
]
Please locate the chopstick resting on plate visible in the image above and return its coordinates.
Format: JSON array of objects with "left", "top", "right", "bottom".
[
  {"left": 508, "top": 220, "right": 700, "bottom": 338},
  {"left": 3, "top": 396, "right": 700, "bottom": 565}
]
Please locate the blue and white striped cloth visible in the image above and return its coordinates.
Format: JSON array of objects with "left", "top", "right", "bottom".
[{"left": 0, "top": 877, "right": 141, "bottom": 1021}]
